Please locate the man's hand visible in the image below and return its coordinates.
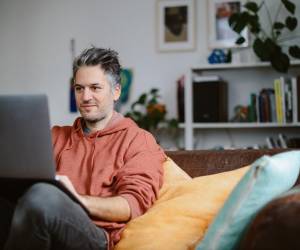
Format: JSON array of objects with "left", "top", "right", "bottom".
[
  {"left": 56, "top": 175, "right": 87, "bottom": 207},
  {"left": 56, "top": 175, "right": 131, "bottom": 222}
]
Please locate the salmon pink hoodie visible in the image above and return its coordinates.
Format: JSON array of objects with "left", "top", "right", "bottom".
[{"left": 52, "top": 113, "right": 166, "bottom": 248}]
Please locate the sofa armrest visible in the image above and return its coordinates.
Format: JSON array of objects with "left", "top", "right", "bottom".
[{"left": 239, "top": 185, "right": 300, "bottom": 250}]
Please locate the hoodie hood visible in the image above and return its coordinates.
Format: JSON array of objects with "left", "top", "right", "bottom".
[{"left": 72, "top": 112, "right": 138, "bottom": 138}]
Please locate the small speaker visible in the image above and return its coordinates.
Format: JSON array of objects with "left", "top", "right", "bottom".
[{"left": 193, "top": 80, "right": 228, "bottom": 122}]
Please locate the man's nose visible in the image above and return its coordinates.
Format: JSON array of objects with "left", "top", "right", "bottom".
[{"left": 82, "top": 88, "right": 92, "bottom": 101}]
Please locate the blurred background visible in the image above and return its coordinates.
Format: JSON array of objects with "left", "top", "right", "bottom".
[
  {"left": 0, "top": 0, "right": 210, "bottom": 125},
  {"left": 1, "top": 0, "right": 300, "bottom": 150}
]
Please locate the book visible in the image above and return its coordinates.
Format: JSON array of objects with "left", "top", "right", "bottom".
[
  {"left": 265, "top": 136, "right": 278, "bottom": 149},
  {"left": 274, "top": 78, "right": 284, "bottom": 123},
  {"left": 291, "top": 75, "right": 300, "bottom": 123},
  {"left": 284, "top": 77, "right": 293, "bottom": 123},
  {"left": 258, "top": 93, "right": 264, "bottom": 122},
  {"left": 279, "top": 77, "right": 286, "bottom": 123},
  {"left": 177, "top": 75, "right": 185, "bottom": 123},
  {"left": 248, "top": 93, "right": 257, "bottom": 122},
  {"left": 265, "top": 137, "right": 273, "bottom": 149},
  {"left": 258, "top": 89, "right": 273, "bottom": 122},
  {"left": 278, "top": 133, "right": 288, "bottom": 148},
  {"left": 291, "top": 76, "right": 298, "bottom": 123},
  {"left": 269, "top": 90, "right": 276, "bottom": 122},
  {"left": 298, "top": 76, "right": 300, "bottom": 122}
]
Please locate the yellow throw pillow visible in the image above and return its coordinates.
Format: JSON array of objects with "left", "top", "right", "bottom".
[
  {"left": 115, "top": 159, "right": 249, "bottom": 250},
  {"left": 163, "top": 157, "right": 192, "bottom": 184}
]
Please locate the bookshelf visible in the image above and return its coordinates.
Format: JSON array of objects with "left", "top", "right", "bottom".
[
  {"left": 191, "top": 60, "right": 300, "bottom": 70},
  {"left": 183, "top": 61, "right": 300, "bottom": 150},
  {"left": 180, "top": 122, "right": 300, "bottom": 129}
]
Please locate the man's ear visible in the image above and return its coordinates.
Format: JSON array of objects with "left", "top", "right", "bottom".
[{"left": 113, "top": 84, "right": 121, "bottom": 101}]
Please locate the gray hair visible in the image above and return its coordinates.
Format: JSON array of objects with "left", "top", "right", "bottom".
[{"left": 72, "top": 47, "right": 121, "bottom": 88}]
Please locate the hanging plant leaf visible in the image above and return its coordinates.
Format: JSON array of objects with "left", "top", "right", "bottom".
[
  {"left": 270, "top": 51, "right": 290, "bottom": 73},
  {"left": 253, "top": 38, "right": 276, "bottom": 62},
  {"left": 228, "top": 0, "right": 298, "bottom": 73},
  {"left": 248, "top": 14, "right": 261, "bottom": 34},
  {"left": 289, "top": 45, "right": 300, "bottom": 58},
  {"left": 228, "top": 13, "right": 239, "bottom": 27},
  {"left": 229, "top": 13, "right": 246, "bottom": 34},
  {"left": 253, "top": 38, "right": 265, "bottom": 60},
  {"left": 282, "top": 0, "right": 295, "bottom": 14},
  {"left": 244, "top": 2, "right": 259, "bottom": 13},
  {"left": 236, "top": 36, "right": 246, "bottom": 45},
  {"left": 240, "top": 12, "right": 252, "bottom": 30},
  {"left": 273, "top": 22, "right": 285, "bottom": 30},
  {"left": 286, "top": 16, "right": 297, "bottom": 31},
  {"left": 266, "top": 38, "right": 282, "bottom": 54}
]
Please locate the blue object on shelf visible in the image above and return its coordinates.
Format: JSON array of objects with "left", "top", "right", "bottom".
[{"left": 208, "top": 49, "right": 230, "bottom": 64}]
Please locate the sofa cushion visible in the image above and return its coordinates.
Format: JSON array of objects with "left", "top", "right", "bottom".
[
  {"left": 240, "top": 186, "right": 300, "bottom": 250},
  {"left": 196, "top": 150, "right": 300, "bottom": 250},
  {"left": 163, "top": 157, "right": 191, "bottom": 184},
  {"left": 114, "top": 159, "right": 249, "bottom": 250}
]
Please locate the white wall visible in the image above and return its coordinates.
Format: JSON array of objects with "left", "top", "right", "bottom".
[
  {"left": 0, "top": 0, "right": 209, "bottom": 126},
  {"left": 0, "top": 0, "right": 299, "bottom": 138}
]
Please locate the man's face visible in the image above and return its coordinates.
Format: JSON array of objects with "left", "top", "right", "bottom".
[{"left": 74, "top": 65, "right": 121, "bottom": 124}]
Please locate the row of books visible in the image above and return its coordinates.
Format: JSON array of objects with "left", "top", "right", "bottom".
[
  {"left": 250, "top": 76, "right": 300, "bottom": 123},
  {"left": 265, "top": 134, "right": 300, "bottom": 149},
  {"left": 177, "top": 74, "right": 300, "bottom": 124},
  {"left": 265, "top": 134, "right": 288, "bottom": 149}
]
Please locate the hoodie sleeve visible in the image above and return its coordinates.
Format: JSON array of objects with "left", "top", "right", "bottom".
[{"left": 114, "top": 130, "right": 166, "bottom": 219}]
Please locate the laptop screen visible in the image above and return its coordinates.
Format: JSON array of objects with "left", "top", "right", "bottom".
[{"left": 0, "top": 94, "right": 56, "bottom": 180}]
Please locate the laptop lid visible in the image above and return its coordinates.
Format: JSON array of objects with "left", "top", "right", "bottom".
[{"left": 0, "top": 94, "right": 56, "bottom": 180}]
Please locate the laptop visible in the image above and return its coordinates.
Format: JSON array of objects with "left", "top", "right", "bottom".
[{"left": 0, "top": 94, "right": 89, "bottom": 214}]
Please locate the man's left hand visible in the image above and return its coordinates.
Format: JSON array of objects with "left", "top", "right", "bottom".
[{"left": 56, "top": 175, "right": 87, "bottom": 207}]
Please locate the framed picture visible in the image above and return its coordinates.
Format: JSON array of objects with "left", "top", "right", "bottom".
[
  {"left": 208, "top": 0, "right": 248, "bottom": 48},
  {"left": 157, "top": 0, "right": 195, "bottom": 52}
]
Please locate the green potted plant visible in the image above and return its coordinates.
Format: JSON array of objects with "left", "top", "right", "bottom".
[
  {"left": 125, "top": 88, "right": 178, "bottom": 141},
  {"left": 229, "top": 0, "right": 300, "bottom": 73}
]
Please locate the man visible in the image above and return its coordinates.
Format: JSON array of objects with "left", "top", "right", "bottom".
[{"left": 0, "top": 47, "right": 165, "bottom": 250}]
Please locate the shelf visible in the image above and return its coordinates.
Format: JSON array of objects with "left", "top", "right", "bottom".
[
  {"left": 179, "top": 122, "right": 300, "bottom": 129},
  {"left": 191, "top": 60, "right": 300, "bottom": 71},
  {"left": 183, "top": 62, "right": 300, "bottom": 150}
]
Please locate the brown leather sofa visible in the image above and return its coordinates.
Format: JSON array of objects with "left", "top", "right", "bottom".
[
  {"left": 165, "top": 149, "right": 299, "bottom": 250},
  {"left": 165, "top": 149, "right": 290, "bottom": 178}
]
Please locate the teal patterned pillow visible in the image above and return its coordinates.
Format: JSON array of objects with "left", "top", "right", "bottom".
[{"left": 196, "top": 150, "right": 300, "bottom": 250}]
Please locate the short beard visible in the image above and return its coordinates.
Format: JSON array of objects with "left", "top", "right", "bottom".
[
  {"left": 84, "top": 117, "right": 102, "bottom": 124},
  {"left": 83, "top": 116, "right": 106, "bottom": 125}
]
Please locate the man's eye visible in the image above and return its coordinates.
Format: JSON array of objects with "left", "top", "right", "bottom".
[
  {"left": 91, "top": 86, "right": 101, "bottom": 91},
  {"left": 74, "top": 86, "right": 83, "bottom": 91}
]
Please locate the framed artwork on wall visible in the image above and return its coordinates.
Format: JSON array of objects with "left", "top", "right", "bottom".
[
  {"left": 208, "top": 0, "right": 248, "bottom": 48},
  {"left": 157, "top": 0, "right": 195, "bottom": 52}
]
